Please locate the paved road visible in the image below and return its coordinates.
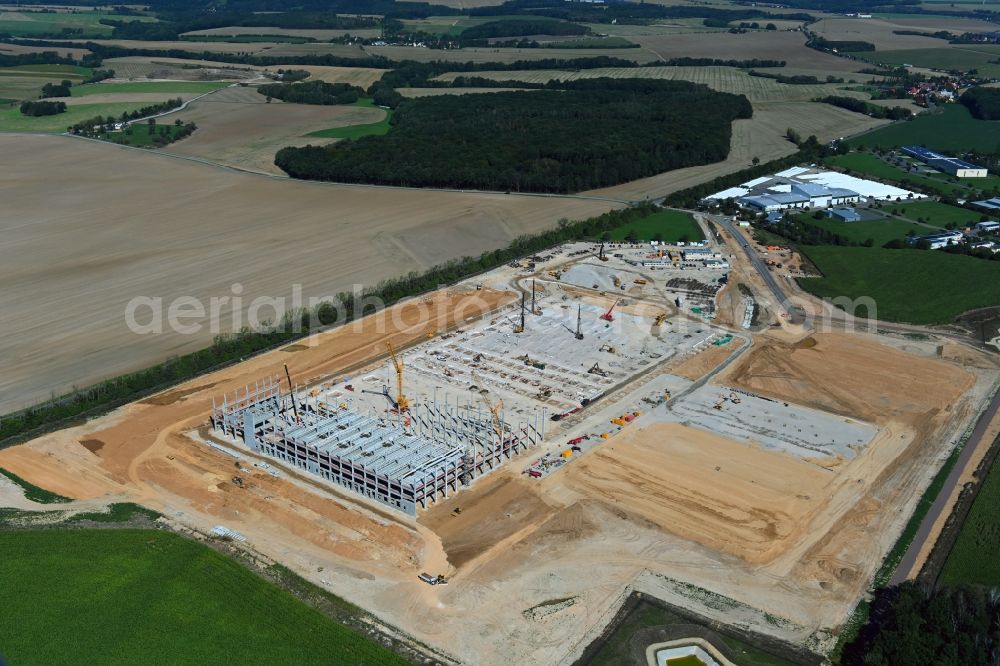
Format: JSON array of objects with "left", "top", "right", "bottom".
[
  {"left": 889, "top": 384, "right": 1000, "bottom": 585},
  {"left": 710, "top": 214, "right": 807, "bottom": 325}
]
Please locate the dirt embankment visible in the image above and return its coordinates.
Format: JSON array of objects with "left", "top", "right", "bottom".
[{"left": 0, "top": 288, "right": 514, "bottom": 578}]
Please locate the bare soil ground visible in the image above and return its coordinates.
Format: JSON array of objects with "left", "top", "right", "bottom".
[
  {"left": 160, "top": 86, "right": 383, "bottom": 173},
  {"left": 563, "top": 422, "right": 832, "bottom": 564},
  {"left": 0, "top": 134, "right": 618, "bottom": 413}
]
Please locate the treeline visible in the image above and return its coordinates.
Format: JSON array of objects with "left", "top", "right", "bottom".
[
  {"left": 0, "top": 202, "right": 656, "bottom": 447},
  {"left": 840, "top": 582, "right": 1000, "bottom": 665},
  {"left": 809, "top": 36, "right": 876, "bottom": 52},
  {"left": 461, "top": 19, "right": 589, "bottom": 39},
  {"left": 257, "top": 80, "right": 363, "bottom": 105},
  {"left": 468, "top": 0, "right": 814, "bottom": 25},
  {"left": 276, "top": 78, "right": 751, "bottom": 194},
  {"left": 0, "top": 50, "right": 82, "bottom": 68},
  {"left": 40, "top": 80, "right": 73, "bottom": 98},
  {"left": 67, "top": 97, "right": 184, "bottom": 134},
  {"left": 960, "top": 86, "right": 1000, "bottom": 120},
  {"left": 664, "top": 57, "right": 785, "bottom": 67},
  {"left": 20, "top": 100, "right": 65, "bottom": 116},
  {"left": 816, "top": 95, "right": 912, "bottom": 119},
  {"left": 749, "top": 70, "right": 844, "bottom": 84}
]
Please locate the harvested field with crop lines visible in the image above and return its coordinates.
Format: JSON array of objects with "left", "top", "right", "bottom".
[
  {"left": 632, "top": 31, "right": 865, "bottom": 71},
  {"left": 103, "top": 57, "right": 260, "bottom": 82},
  {"left": 362, "top": 44, "right": 659, "bottom": 63},
  {"left": 434, "top": 66, "right": 865, "bottom": 102},
  {"left": 160, "top": 86, "right": 386, "bottom": 174}
]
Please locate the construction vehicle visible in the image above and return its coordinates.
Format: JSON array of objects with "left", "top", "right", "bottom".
[
  {"left": 654, "top": 313, "right": 668, "bottom": 327},
  {"left": 232, "top": 476, "right": 244, "bottom": 488},
  {"left": 531, "top": 279, "right": 541, "bottom": 315},
  {"left": 536, "top": 387, "right": 552, "bottom": 400},
  {"left": 418, "top": 573, "right": 449, "bottom": 586},
  {"left": 598, "top": 242, "right": 609, "bottom": 261},
  {"left": 513, "top": 293, "right": 526, "bottom": 334},
  {"left": 714, "top": 397, "right": 725, "bottom": 411},
  {"left": 600, "top": 300, "right": 619, "bottom": 323},
  {"left": 588, "top": 363, "right": 609, "bottom": 377},
  {"left": 634, "top": 278, "right": 647, "bottom": 286},
  {"left": 599, "top": 344, "right": 617, "bottom": 354},
  {"left": 612, "top": 275, "right": 621, "bottom": 288},
  {"left": 386, "top": 342, "right": 410, "bottom": 412},
  {"left": 729, "top": 392, "right": 742, "bottom": 405}
]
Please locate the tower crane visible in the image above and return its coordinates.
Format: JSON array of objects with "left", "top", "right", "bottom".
[{"left": 386, "top": 342, "right": 410, "bottom": 412}]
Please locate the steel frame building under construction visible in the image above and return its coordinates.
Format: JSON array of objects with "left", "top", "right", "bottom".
[{"left": 210, "top": 377, "right": 542, "bottom": 515}]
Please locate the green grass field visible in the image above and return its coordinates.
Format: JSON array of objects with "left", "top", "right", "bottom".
[
  {"left": 792, "top": 213, "right": 919, "bottom": 246},
  {"left": 0, "top": 10, "right": 156, "bottom": 37},
  {"left": 307, "top": 97, "right": 392, "bottom": 139},
  {"left": 797, "top": 246, "right": 1000, "bottom": 323},
  {"left": 825, "top": 152, "right": 970, "bottom": 198},
  {"left": 888, "top": 201, "right": 983, "bottom": 228},
  {"left": 850, "top": 105, "right": 1000, "bottom": 153},
  {"left": 606, "top": 210, "right": 704, "bottom": 242},
  {"left": 71, "top": 81, "right": 228, "bottom": 96},
  {"left": 0, "top": 529, "right": 409, "bottom": 665},
  {"left": 940, "top": 456, "right": 1000, "bottom": 586},
  {"left": 0, "top": 101, "right": 156, "bottom": 132},
  {"left": 872, "top": 46, "right": 1000, "bottom": 76},
  {"left": 99, "top": 121, "right": 191, "bottom": 147}
]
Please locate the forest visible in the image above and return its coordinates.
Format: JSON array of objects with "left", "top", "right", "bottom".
[
  {"left": 841, "top": 582, "right": 1000, "bottom": 665},
  {"left": 461, "top": 19, "right": 588, "bottom": 39},
  {"left": 275, "top": 79, "right": 751, "bottom": 193},
  {"left": 257, "top": 80, "right": 363, "bottom": 105},
  {"left": 960, "top": 86, "right": 1000, "bottom": 120},
  {"left": 19, "top": 100, "right": 66, "bottom": 116}
]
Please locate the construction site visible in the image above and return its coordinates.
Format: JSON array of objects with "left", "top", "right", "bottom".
[{"left": 2, "top": 223, "right": 998, "bottom": 666}]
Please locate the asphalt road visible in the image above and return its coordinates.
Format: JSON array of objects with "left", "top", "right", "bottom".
[
  {"left": 888, "top": 385, "right": 1000, "bottom": 585},
  {"left": 711, "top": 214, "right": 806, "bottom": 325}
]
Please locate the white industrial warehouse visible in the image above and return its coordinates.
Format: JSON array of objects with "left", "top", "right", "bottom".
[{"left": 705, "top": 166, "right": 925, "bottom": 211}]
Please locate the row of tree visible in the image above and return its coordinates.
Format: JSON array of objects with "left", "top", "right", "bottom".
[
  {"left": 40, "top": 80, "right": 73, "bottom": 98},
  {"left": 276, "top": 78, "right": 751, "bottom": 193},
  {"left": 749, "top": 70, "right": 845, "bottom": 84},
  {"left": 19, "top": 100, "right": 65, "bottom": 116},
  {"left": 66, "top": 97, "right": 185, "bottom": 135},
  {"left": 816, "top": 95, "right": 912, "bottom": 120},
  {"left": 257, "top": 80, "right": 363, "bottom": 105}
]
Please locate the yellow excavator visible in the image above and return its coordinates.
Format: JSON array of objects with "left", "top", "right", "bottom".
[{"left": 386, "top": 342, "right": 410, "bottom": 412}]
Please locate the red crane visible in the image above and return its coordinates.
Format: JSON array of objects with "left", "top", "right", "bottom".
[{"left": 600, "top": 299, "right": 619, "bottom": 322}]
